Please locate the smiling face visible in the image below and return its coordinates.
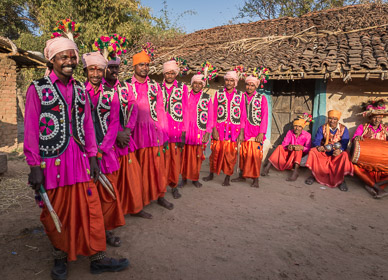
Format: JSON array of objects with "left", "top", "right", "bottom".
[
  {"left": 224, "top": 78, "right": 236, "bottom": 91},
  {"left": 50, "top": 49, "right": 77, "bottom": 78},
  {"left": 85, "top": 65, "right": 104, "bottom": 87},
  {"left": 293, "top": 125, "right": 303, "bottom": 135},
  {"left": 370, "top": 114, "right": 383, "bottom": 127},
  {"left": 134, "top": 62, "right": 150, "bottom": 78},
  {"left": 328, "top": 116, "right": 339, "bottom": 128},
  {"left": 246, "top": 82, "right": 257, "bottom": 95},
  {"left": 164, "top": 70, "right": 177, "bottom": 84},
  {"left": 192, "top": 81, "right": 204, "bottom": 94}
]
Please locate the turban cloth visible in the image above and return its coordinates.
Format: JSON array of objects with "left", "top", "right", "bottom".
[
  {"left": 191, "top": 74, "right": 205, "bottom": 86},
  {"left": 293, "top": 119, "right": 308, "bottom": 128},
  {"left": 44, "top": 37, "right": 79, "bottom": 76},
  {"left": 82, "top": 52, "right": 107, "bottom": 69},
  {"left": 328, "top": 110, "right": 342, "bottom": 119},
  {"left": 224, "top": 71, "right": 239, "bottom": 87},
  {"left": 133, "top": 50, "right": 150, "bottom": 66},
  {"left": 163, "top": 60, "right": 180, "bottom": 75},
  {"left": 325, "top": 110, "right": 342, "bottom": 145},
  {"left": 108, "top": 57, "right": 121, "bottom": 66},
  {"left": 245, "top": 76, "right": 260, "bottom": 88}
]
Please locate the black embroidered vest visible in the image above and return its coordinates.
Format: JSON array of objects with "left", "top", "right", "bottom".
[
  {"left": 117, "top": 81, "right": 130, "bottom": 128},
  {"left": 33, "top": 77, "right": 86, "bottom": 158},
  {"left": 126, "top": 77, "right": 159, "bottom": 121},
  {"left": 91, "top": 85, "right": 115, "bottom": 145},
  {"left": 196, "top": 91, "right": 211, "bottom": 131},
  {"left": 245, "top": 93, "right": 263, "bottom": 126},
  {"left": 216, "top": 89, "right": 242, "bottom": 125},
  {"left": 162, "top": 82, "right": 184, "bottom": 122}
]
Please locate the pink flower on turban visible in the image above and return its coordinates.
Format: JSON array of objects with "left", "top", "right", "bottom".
[
  {"left": 44, "top": 37, "right": 79, "bottom": 76},
  {"left": 163, "top": 60, "right": 179, "bottom": 75},
  {"left": 191, "top": 74, "right": 205, "bottom": 86},
  {"left": 108, "top": 57, "right": 121, "bottom": 66},
  {"left": 82, "top": 52, "right": 107, "bottom": 69},
  {"left": 245, "top": 75, "right": 260, "bottom": 88},
  {"left": 224, "top": 71, "right": 239, "bottom": 87}
]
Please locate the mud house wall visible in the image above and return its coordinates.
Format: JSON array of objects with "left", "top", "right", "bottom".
[
  {"left": 325, "top": 78, "right": 388, "bottom": 137},
  {"left": 0, "top": 56, "right": 18, "bottom": 149}
]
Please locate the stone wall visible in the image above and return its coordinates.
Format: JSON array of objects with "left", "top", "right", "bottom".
[
  {"left": 325, "top": 78, "right": 388, "bottom": 137},
  {"left": 0, "top": 56, "right": 18, "bottom": 149}
]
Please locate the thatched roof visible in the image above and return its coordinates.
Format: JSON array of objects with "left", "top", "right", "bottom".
[
  {"left": 0, "top": 37, "right": 47, "bottom": 68},
  {"left": 124, "top": 3, "right": 388, "bottom": 81}
]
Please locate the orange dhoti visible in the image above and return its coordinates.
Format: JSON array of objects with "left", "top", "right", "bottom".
[
  {"left": 40, "top": 181, "right": 106, "bottom": 261},
  {"left": 136, "top": 146, "right": 167, "bottom": 206},
  {"left": 353, "top": 165, "right": 388, "bottom": 189},
  {"left": 117, "top": 153, "right": 144, "bottom": 215},
  {"left": 96, "top": 171, "right": 125, "bottom": 231},
  {"left": 209, "top": 140, "right": 237, "bottom": 176},
  {"left": 240, "top": 141, "right": 263, "bottom": 178},
  {"left": 181, "top": 144, "right": 205, "bottom": 181},
  {"left": 165, "top": 142, "right": 182, "bottom": 188},
  {"left": 306, "top": 148, "right": 354, "bottom": 188},
  {"left": 269, "top": 145, "right": 303, "bottom": 171}
]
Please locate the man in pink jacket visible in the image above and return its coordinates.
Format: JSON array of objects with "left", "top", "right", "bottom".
[
  {"left": 180, "top": 74, "right": 214, "bottom": 188},
  {"left": 160, "top": 60, "right": 189, "bottom": 199},
  {"left": 25, "top": 37, "right": 128, "bottom": 279},
  {"left": 83, "top": 52, "right": 125, "bottom": 247},
  {"left": 128, "top": 50, "right": 174, "bottom": 210},
  {"left": 203, "top": 71, "right": 246, "bottom": 186}
]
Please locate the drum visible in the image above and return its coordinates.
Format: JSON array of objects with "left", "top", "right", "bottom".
[{"left": 351, "top": 139, "right": 388, "bottom": 172}]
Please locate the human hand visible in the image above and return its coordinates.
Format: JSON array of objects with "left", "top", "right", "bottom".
[
  {"left": 89, "top": 156, "right": 100, "bottom": 183},
  {"left": 255, "top": 133, "right": 264, "bottom": 144},
  {"left": 317, "top": 146, "right": 325, "bottom": 152},
  {"left": 28, "top": 166, "right": 44, "bottom": 191}
]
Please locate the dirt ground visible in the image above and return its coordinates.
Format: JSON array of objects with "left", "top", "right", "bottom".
[{"left": 0, "top": 157, "right": 388, "bottom": 280}]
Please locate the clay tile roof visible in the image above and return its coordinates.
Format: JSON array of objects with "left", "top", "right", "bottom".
[
  {"left": 0, "top": 37, "right": 47, "bottom": 68},
  {"left": 124, "top": 3, "right": 388, "bottom": 80}
]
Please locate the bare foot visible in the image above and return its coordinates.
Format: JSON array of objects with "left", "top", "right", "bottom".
[
  {"left": 131, "top": 210, "right": 153, "bottom": 219},
  {"left": 338, "top": 181, "right": 348, "bottom": 192},
  {"left": 261, "top": 163, "right": 271, "bottom": 176},
  {"left": 286, "top": 172, "right": 299, "bottom": 181},
  {"left": 374, "top": 186, "right": 388, "bottom": 199},
  {"left": 192, "top": 181, "right": 202, "bottom": 188},
  {"left": 305, "top": 176, "right": 315, "bottom": 185},
  {"left": 202, "top": 173, "right": 214, "bottom": 182},
  {"left": 172, "top": 188, "right": 182, "bottom": 199},
  {"left": 251, "top": 178, "right": 259, "bottom": 188},
  {"left": 157, "top": 197, "right": 174, "bottom": 210},
  {"left": 222, "top": 175, "right": 230, "bottom": 186},
  {"left": 178, "top": 179, "right": 187, "bottom": 188},
  {"left": 231, "top": 176, "right": 246, "bottom": 182}
]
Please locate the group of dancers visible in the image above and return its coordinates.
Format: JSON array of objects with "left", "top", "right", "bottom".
[{"left": 24, "top": 34, "right": 387, "bottom": 280}]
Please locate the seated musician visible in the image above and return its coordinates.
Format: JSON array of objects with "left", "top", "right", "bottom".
[
  {"left": 262, "top": 114, "right": 312, "bottom": 181},
  {"left": 305, "top": 110, "right": 353, "bottom": 191},
  {"left": 352, "top": 99, "right": 388, "bottom": 198}
]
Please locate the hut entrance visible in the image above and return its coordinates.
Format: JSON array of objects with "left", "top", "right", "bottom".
[{"left": 270, "top": 79, "right": 315, "bottom": 146}]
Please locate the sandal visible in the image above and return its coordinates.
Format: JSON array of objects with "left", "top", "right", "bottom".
[{"left": 106, "top": 231, "right": 121, "bottom": 247}]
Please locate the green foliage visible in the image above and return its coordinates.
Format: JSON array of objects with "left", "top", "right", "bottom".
[
  {"left": 236, "top": 0, "right": 384, "bottom": 20},
  {"left": 0, "top": 0, "right": 186, "bottom": 90}
]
